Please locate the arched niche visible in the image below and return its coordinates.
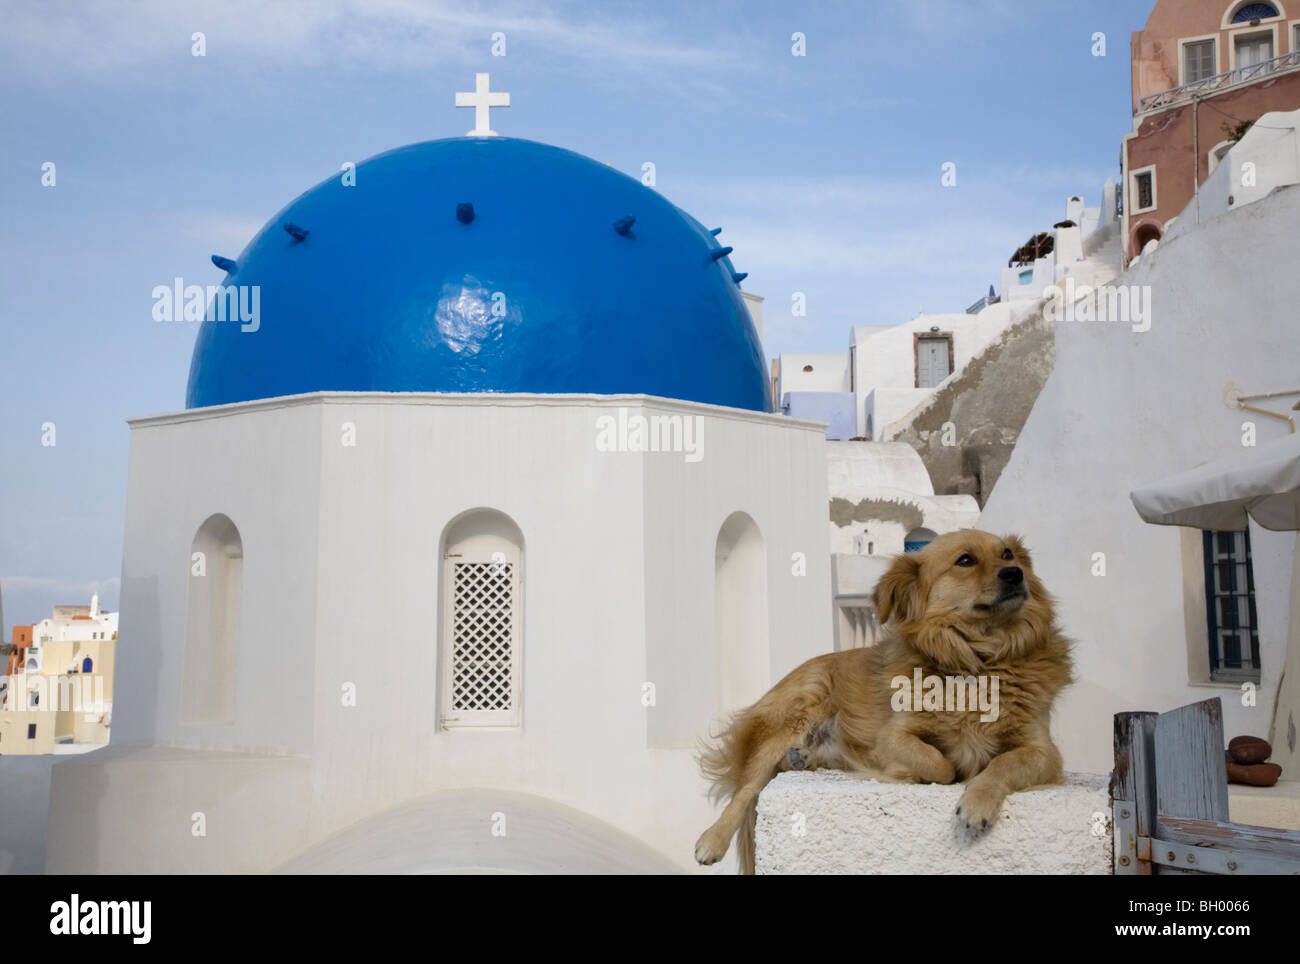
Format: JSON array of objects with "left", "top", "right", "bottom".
[
  {"left": 181, "top": 513, "right": 243, "bottom": 724},
  {"left": 715, "top": 511, "right": 770, "bottom": 716}
]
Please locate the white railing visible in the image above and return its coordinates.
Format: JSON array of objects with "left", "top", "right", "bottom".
[{"left": 1139, "top": 50, "right": 1300, "bottom": 112}]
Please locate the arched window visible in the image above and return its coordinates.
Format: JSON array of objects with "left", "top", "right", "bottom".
[
  {"left": 1132, "top": 222, "right": 1163, "bottom": 257},
  {"left": 1230, "top": 3, "right": 1279, "bottom": 23},
  {"left": 82, "top": 657, "right": 93, "bottom": 674},
  {"left": 181, "top": 513, "right": 243, "bottom": 724},
  {"left": 904, "top": 527, "right": 938, "bottom": 552},
  {"left": 439, "top": 509, "right": 524, "bottom": 728},
  {"left": 715, "top": 512, "right": 769, "bottom": 716}
]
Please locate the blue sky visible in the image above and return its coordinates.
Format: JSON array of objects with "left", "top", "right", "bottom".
[{"left": 0, "top": 0, "right": 1151, "bottom": 636}]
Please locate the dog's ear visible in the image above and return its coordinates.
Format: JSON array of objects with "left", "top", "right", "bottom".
[
  {"left": 1005, "top": 534, "right": 1032, "bottom": 567},
  {"left": 874, "top": 552, "right": 922, "bottom": 624}
]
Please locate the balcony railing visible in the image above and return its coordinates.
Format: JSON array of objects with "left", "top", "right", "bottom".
[{"left": 1138, "top": 50, "right": 1300, "bottom": 113}]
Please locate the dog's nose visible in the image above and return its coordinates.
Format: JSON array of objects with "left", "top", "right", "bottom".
[{"left": 998, "top": 566, "right": 1023, "bottom": 585}]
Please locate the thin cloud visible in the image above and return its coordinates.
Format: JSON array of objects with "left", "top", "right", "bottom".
[
  {"left": 0, "top": 0, "right": 742, "bottom": 75},
  {"left": 1, "top": 576, "right": 121, "bottom": 599},
  {"left": 182, "top": 212, "right": 270, "bottom": 254}
]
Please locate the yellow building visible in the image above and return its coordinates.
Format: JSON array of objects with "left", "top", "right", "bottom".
[{"left": 0, "top": 596, "right": 116, "bottom": 756}]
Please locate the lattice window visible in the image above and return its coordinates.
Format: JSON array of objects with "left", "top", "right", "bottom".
[
  {"left": 450, "top": 561, "right": 515, "bottom": 714},
  {"left": 440, "top": 512, "right": 523, "bottom": 728}
]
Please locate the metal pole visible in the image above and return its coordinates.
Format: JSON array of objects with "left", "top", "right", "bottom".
[{"left": 1193, "top": 96, "right": 1201, "bottom": 224}]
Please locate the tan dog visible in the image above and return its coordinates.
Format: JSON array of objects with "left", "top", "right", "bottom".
[{"left": 695, "top": 530, "right": 1073, "bottom": 873}]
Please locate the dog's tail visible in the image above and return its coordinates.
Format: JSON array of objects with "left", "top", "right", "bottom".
[
  {"left": 696, "top": 708, "right": 765, "bottom": 875},
  {"left": 697, "top": 710, "right": 747, "bottom": 805},
  {"left": 697, "top": 658, "right": 839, "bottom": 874}
]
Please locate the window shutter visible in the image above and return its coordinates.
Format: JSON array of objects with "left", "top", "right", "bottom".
[{"left": 1185, "top": 40, "right": 1215, "bottom": 84}]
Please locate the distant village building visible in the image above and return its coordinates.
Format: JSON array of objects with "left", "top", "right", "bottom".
[
  {"left": 983, "top": 108, "right": 1300, "bottom": 791},
  {"left": 0, "top": 594, "right": 116, "bottom": 754},
  {"left": 775, "top": 180, "right": 1121, "bottom": 514},
  {"left": 769, "top": 182, "right": 1124, "bottom": 654},
  {"left": 1122, "top": 0, "right": 1300, "bottom": 261},
  {"left": 894, "top": 189, "right": 1124, "bottom": 506},
  {"left": 776, "top": 301, "right": 1031, "bottom": 444},
  {"left": 826, "top": 442, "right": 979, "bottom": 648}
]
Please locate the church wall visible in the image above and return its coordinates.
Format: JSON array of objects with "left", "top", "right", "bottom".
[
  {"left": 642, "top": 402, "right": 831, "bottom": 745},
  {"left": 46, "top": 745, "right": 315, "bottom": 873},
  {"left": 109, "top": 401, "right": 325, "bottom": 754},
  {"left": 48, "top": 394, "right": 833, "bottom": 872},
  {"left": 979, "top": 186, "right": 1300, "bottom": 773},
  {"left": 303, "top": 395, "right": 662, "bottom": 855}
]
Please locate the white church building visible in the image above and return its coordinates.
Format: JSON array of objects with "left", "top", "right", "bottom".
[{"left": 44, "top": 82, "right": 833, "bottom": 873}]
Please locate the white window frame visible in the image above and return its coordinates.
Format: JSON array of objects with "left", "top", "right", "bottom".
[
  {"left": 1290, "top": 19, "right": 1300, "bottom": 52},
  {"left": 1228, "top": 24, "right": 1279, "bottom": 69},
  {"left": 1130, "top": 164, "right": 1158, "bottom": 214},
  {"left": 1179, "top": 34, "right": 1219, "bottom": 84},
  {"left": 439, "top": 532, "right": 523, "bottom": 728},
  {"left": 1207, "top": 138, "right": 1236, "bottom": 175}
]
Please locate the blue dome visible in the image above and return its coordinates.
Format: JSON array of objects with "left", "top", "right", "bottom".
[{"left": 185, "top": 137, "right": 771, "bottom": 412}]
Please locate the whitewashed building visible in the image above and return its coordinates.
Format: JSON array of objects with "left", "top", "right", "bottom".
[
  {"left": 43, "top": 108, "right": 833, "bottom": 873},
  {"left": 981, "top": 110, "right": 1300, "bottom": 791},
  {"left": 777, "top": 183, "right": 1119, "bottom": 444}
]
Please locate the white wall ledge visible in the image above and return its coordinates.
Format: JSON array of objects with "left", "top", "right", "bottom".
[
  {"left": 126, "top": 391, "right": 829, "bottom": 433},
  {"left": 755, "top": 770, "right": 1112, "bottom": 874}
]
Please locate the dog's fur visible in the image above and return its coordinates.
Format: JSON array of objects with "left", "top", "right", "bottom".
[{"left": 695, "top": 530, "right": 1073, "bottom": 873}]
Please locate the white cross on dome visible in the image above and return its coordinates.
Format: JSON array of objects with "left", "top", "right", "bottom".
[{"left": 455, "top": 73, "right": 510, "bottom": 137}]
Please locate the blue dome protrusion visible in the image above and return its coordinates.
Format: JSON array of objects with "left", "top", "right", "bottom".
[{"left": 185, "top": 137, "right": 770, "bottom": 413}]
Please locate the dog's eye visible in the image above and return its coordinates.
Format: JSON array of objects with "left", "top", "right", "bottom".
[
  {"left": 955, "top": 554, "right": 976, "bottom": 567},
  {"left": 1001, "top": 548, "right": 1014, "bottom": 560}
]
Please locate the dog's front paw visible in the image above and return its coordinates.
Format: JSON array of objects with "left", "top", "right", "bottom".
[
  {"left": 955, "top": 781, "right": 1006, "bottom": 835},
  {"left": 694, "top": 826, "right": 730, "bottom": 865},
  {"left": 786, "top": 745, "right": 811, "bottom": 771}
]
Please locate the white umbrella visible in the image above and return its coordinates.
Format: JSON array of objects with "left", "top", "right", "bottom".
[{"left": 1130, "top": 432, "right": 1300, "bottom": 532}]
